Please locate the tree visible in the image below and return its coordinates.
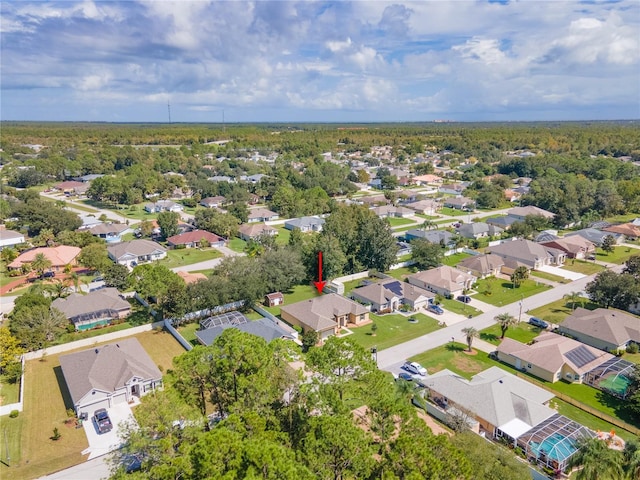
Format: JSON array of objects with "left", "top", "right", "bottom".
[
  {"left": 1, "top": 247, "right": 18, "bottom": 264},
  {"left": 157, "top": 211, "right": 180, "bottom": 239},
  {"left": 260, "top": 248, "right": 306, "bottom": 293},
  {"left": 410, "top": 238, "right": 444, "bottom": 270},
  {"left": 495, "top": 312, "right": 517, "bottom": 339},
  {"left": 31, "top": 252, "right": 52, "bottom": 277},
  {"left": 0, "top": 327, "right": 25, "bottom": 380},
  {"left": 510, "top": 265, "right": 529, "bottom": 288},
  {"left": 601, "top": 234, "right": 616, "bottom": 254},
  {"left": 79, "top": 243, "right": 110, "bottom": 272},
  {"left": 563, "top": 291, "right": 583, "bottom": 311},
  {"left": 586, "top": 270, "right": 640, "bottom": 310},
  {"left": 194, "top": 209, "right": 239, "bottom": 240},
  {"left": 9, "top": 305, "right": 68, "bottom": 350},
  {"left": 623, "top": 254, "right": 640, "bottom": 279},
  {"left": 461, "top": 327, "right": 478, "bottom": 352},
  {"left": 569, "top": 437, "right": 624, "bottom": 480},
  {"left": 103, "top": 263, "right": 130, "bottom": 290},
  {"left": 301, "top": 330, "right": 319, "bottom": 353},
  {"left": 137, "top": 220, "right": 154, "bottom": 238}
]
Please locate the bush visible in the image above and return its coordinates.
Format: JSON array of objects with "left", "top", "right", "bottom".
[
  {"left": 626, "top": 342, "right": 639, "bottom": 354},
  {"left": 9, "top": 410, "right": 19, "bottom": 418}
]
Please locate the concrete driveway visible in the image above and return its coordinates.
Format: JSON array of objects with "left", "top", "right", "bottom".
[
  {"left": 537, "top": 265, "right": 585, "bottom": 281},
  {"left": 81, "top": 403, "right": 137, "bottom": 460}
]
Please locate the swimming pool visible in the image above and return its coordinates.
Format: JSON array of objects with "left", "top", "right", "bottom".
[
  {"left": 599, "top": 373, "right": 631, "bottom": 397},
  {"left": 529, "top": 433, "right": 577, "bottom": 461}
]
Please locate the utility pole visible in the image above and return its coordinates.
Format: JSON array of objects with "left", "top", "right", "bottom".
[
  {"left": 167, "top": 101, "right": 172, "bottom": 124},
  {"left": 4, "top": 428, "right": 9, "bottom": 466},
  {"left": 518, "top": 297, "right": 523, "bottom": 323}
]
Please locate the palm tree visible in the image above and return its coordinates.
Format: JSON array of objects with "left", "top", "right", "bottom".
[
  {"left": 510, "top": 266, "right": 529, "bottom": 288},
  {"left": 569, "top": 438, "right": 624, "bottom": 480},
  {"left": 495, "top": 313, "right": 517, "bottom": 339},
  {"left": 564, "top": 291, "right": 583, "bottom": 311},
  {"left": 461, "top": 326, "right": 478, "bottom": 352},
  {"left": 31, "top": 253, "right": 52, "bottom": 278},
  {"left": 623, "top": 439, "right": 640, "bottom": 480},
  {"left": 421, "top": 220, "right": 436, "bottom": 231}
]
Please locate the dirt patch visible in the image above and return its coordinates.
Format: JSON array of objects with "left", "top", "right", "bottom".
[
  {"left": 462, "top": 349, "right": 478, "bottom": 356},
  {"left": 451, "top": 354, "right": 483, "bottom": 375},
  {"left": 417, "top": 410, "right": 451, "bottom": 436}
]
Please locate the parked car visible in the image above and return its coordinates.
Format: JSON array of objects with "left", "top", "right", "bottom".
[
  {"left": 427, "top": 304, "right": 444, "bottom": 315},
  {"left": 456, "top": 295, "right": 471, "bottom": 303},
  {"left": 403, "top": 361, "right": 427, "bottom": 376},
  {"left": 94, "top": 408, "right": 113, "bottom": 434},
  {"left": 41, "top": 271, "right": 55, "bottom": 279},
  {"left": 528, "top": 317, "right": 549, "bottom": 329},
  {"left": 397, "top": 372, "right": 414, "bottom": 382}
]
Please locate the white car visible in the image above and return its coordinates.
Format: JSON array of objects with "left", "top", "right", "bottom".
[{"left": 403, "top": 361, "right": 427, "bottom": 376}]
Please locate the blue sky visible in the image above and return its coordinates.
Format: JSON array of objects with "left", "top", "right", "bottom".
[{"left": 1, "top": 0, "right": 639, "bottom": 122}]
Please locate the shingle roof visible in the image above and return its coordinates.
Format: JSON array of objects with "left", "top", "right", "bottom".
[
  {"left": 284, "top": 216, "right": 326, "bottom": 229},
  {"left": 89, "top": 223, "right": 129, "bottom": 235},
  {"left": 489, "top": 239, "right": 564, "bottom": 265},
  {"left": 238, "top": 223, "right": 277, "bottom": 237},
  {"left": 59, "top": 338, "right": 162, "bottom": 406},
  {"left": 247, "top": 208, "right": 278, "bottom": 219},
  {"left": 280, "top": 293, "right": 368, "bottom": 332},
  {"left": 507, "top": 206, "right": 555, "bottom": 219},
  {"left": 560, "top": 308, "right": 640, "bottom": 347},
  {"left": 406, "top": 229, "right": 453, "bottom": 244},
  {"left": 107, "top": 239, "right": 167, "bottom": 260},
  {"left": 0, "top": 229, "right": 24, "bottom": 241},
  {"left": 352, "top": 279, "right": 433, "bottom": 305},
  {"left": 52, "top": 288, "right": 130, "bottom": 321},
  {"left": 167, "top": 229, "right": 223, "bottom": 245},
  {"left": 457, "top": 254, "right": 505, "bottom": 274},
  {"left": 408, "top": 265, "right": 475, "bottom": 292}
]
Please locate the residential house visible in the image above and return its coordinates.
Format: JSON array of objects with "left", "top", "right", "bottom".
[
  {"left": 540, "top": 236, "right": 595, "bottom": 260},
  {"left": 370, "top": 205, "right": 415, "bottom": 219},
  {"left": 602, "top": 223, "right": 640, "bottom": 241},
  {"left": 284, "top": 216, "right": 326, "bottom": 232},
  {"left": 488, "top": 239, "right": 566, "bottom": 270},
  {"left": 247, "top": 208, "right": 279, "bottom": 223},
  {"left": 457, "top": 254, "right": 506, "bottom": 279},
  {"left": 407, "top": 266, "right": 476, "bottom": 297},
  {"left": 144, "top": 200, "right": 184, "bottom": 213},
  {"left": 351, "top": 278, "right": 434, "bottom": 313},
  {"left": 59, "top": 338, "right": 163, "bottom": 415},
  {"left": 199, "top": 196, "right": 226, "bottom": 208},
  {"left": 166, "top": 229, "right": 224, "bottom": 248},
  {"left": 237, "top": 223, "right": 278, "bottom": 241},
  {"left": 264, "top": 292, "right": 284, "bottom": 307},
  {"left": 485, "top": 216, "right": 521, "bottom": 230},
  {"left": 558, "top": 308, "right": 640, "bottom": 352},
  {"left": 0, "top": 228, "right": 25, "bottom": 250},
  {"left": 412, "top": 174, "right": 443, "bottom": 186},
  {"left": 404, "top": 199, "right": 440, "bottom": 216},
  {"left": 359, "top": 195, "right": 388, "bottom": 206},
  {"left": 496, "top": 332, "right": 614, "bottom": 384},
  {"left": 8, "top": 245, "right": 81, "bottom": 271},
  {"left": 89, "top": 223, "right": 131, "bottom": 243},
  {"left": 54, "top": 181, "right": 89, "bottom": 196},
  {"left": 503, "top": 189, "right": 522, "bottom": 203},
  {"left": 389, "top": 168, "right": 411, "bottom": 186},
  {"left": 457, "top": 222, "right": 503, "bottom": 239},
  {"left": 405, "top": 229, "right": 455, "bottom": 247},
  {"left": 107, "top": 239, "right": 167, "bottom": 267},
  {"left": 208, "top": 175, "right": 234, "bottom": 183},
  {"left": 239, "top": 174, "right": 266, "bottom": 184},
  {"left": 170, "top": 186, "right": 193, "bottom": 200},
  {"left": 280, "top": 294, "right": 369, "bottom": 341},
  {"left": 196, "top": 316, "right": 296, "bottom": 346},
  {"left": 177, "top": 271, "right": 207, "bottom": 284},
  {"left": 78, "top": 215, "right": 103, "bottom": 230},
  {"left": 52, "top": 288, "right": 131, "bottom": 331},
  {"left": 439, "top": 184, "right": 466, "bottom": 196},
  {"left": 422, "top": 366, "right": 555, "bottom": 443},
  {"left": 506, "top": 206, "right": 555, "bottom": 222},
  {"left": 442, "top": 197, "right": 475, "bottom": 211},
  {"left": 565, "top": 228, "right": 624, "bottom": 247}
]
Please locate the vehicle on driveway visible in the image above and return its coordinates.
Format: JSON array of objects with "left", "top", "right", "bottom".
[
  {"left": 456, "top": 295, "right": 471, "bottom": 303},
  {"left": 427, "top": 304, "right": 444, "bottom": 315},
  {"left": 528, "top": 317, "right": 549, "bottom": 329},
  {"left": 397, "top": 372, "right": 414, "bottom": 381},
  {"left": 94, "top": 408, "right": 113, "bottom": 434},
  {"left": 403, "top": 361, "right": 427, "bottom": 376}
]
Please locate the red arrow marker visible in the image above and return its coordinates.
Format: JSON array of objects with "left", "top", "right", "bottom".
[{"left": 313, "top": 251, "right": 327, "bottom": 294}]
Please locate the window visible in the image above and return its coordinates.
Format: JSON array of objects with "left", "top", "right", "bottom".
[{"left": 527, "top": 363, "right": 532, "bottom": 369}]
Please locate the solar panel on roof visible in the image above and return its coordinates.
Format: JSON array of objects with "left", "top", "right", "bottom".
[
  {"left": 565, "top": 345, "right": 598, "bottom": 368},
  {"left": 384, "top": 281, "right": 404, "bottom": 296}
]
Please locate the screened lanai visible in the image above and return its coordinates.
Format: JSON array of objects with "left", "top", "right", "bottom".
[
  {"left": 516, "top": 414, "right": 596, "bottom": 472},
  {"left": 199, "top": 310, "right": 248, "bottom": 330},
  {"left": 584, "top": 356, "right": 635, "bottom": 399}
]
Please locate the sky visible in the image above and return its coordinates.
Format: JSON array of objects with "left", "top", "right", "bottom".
[{"left": 1, "top": 0, "right": 639, "bottom": 123}]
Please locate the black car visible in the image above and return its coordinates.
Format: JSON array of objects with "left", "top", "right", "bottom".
[
  {"left": 456, "top": 295, "right": 471, "bottom": 303},
  {"left": 94, "top": 408, "right": 113, "bottom": 434},
  {"left": 41, "top": 271, "right": 56, "bottom": 279}
]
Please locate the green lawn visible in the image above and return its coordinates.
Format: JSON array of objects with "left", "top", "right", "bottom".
[
  {"left": 440, "top": 298, "right": 483, "bottom": 317},
  {"left": 0, "top": 375, "right": 20, "bottom": 405},
  {"left": 605, "top": 213, "right": 640, "bottom": 223},
  {"left": 530, "top": 270, "right": 568, "bottom": 284},
  {"left": 415, "top": 214, "right": 438, "bottom": 220},
  {"left": 264, "top": 284, "right": 318, "bottom": 315},
  {"left": 158, "top": 248, "right": 222, "bottom": 268},
  {"left": 439, "top": 207, "right": 469, "bottom": 217},
  {"left": 394, "top": 225, "right": 420, "bottom": 233},
  {"left": 228, "top": 237, "right": 247, "bottom": 253},
  {"left": 178, "top": 322, "right": 200, "bottom": 345},
  {"left": 471, "top": 277, "right": 551, "bottom": 306},
  {"left": 411, "top": 343, "right": 498, "bottom": 379},
  {"left": 561, "top": 260, "right": 606, "bottom": 275},
  {"left": 385, "top": 266, "right": 416, "bottom": 280},
  {"left": 595, "top": 246, "right": 639, "bottom": 264},
  {"left": 441, "top": 252, "right": 471, "bottom": 267},
  {"left": 349, "top": 312, "right": 441, "bottom": 350},
  {"left": 479, "top": 322, "right": 546, "bottom": 346},
  {"left": 527, "top": 297, "right": 597, "bottom": 325},
  {"left": 386, "top": 217, "right": 416, "bottom": 227},
  {"left": 274, "top": 227, "right": 291, "bottom": 246}
]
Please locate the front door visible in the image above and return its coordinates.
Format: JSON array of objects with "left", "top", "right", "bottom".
[{"left": 131, "top": 384, "right": 140, "bottom": 397}]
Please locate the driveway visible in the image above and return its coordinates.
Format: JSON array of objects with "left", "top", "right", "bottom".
[
  {"left": 536, "top": 265, "right": 585, "bottom": 281},
  {"left": 81, "top": 403, "right": 137, "bottom": 460}
]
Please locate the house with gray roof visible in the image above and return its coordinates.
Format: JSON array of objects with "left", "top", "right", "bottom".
[
  {"left": 422, "top": 366, "right": 555, "bottom": 443},
  {"left": 59, "top": 338, "right": 163, "bottom": 415},
  {"left": 199, "top": 196, "right": 226, "bottom": 208},
  {"left": 457, "top": 254, "right": 506, "bottom": 279},
  {"left": 496, "top": 332, "right": 614, "bottom": 384},
  {"left": 284, "top": 216, "right": 326, "bottom": 232},
  {"left": 507, "top": 206, "right": 555, "bottom": 221},
  {"left": 247, "top": 208, "right": 279, "bottom": 223},
  {"left": 350, "top": 278, "right": 434, "bottom": 313},
  {"left": 280, "top": 293, "right": 369, "bottom": 341},
  {"left": 52, "top": 288, "right": 131, "bottom": 331},
  {"left": 457, "top": 222, "right": 503, "bottom": 239},
  {"left": 370, "top": 205, "right": 415, "bottom": 219},
  {"left": 485, "top": 215, "right": 521, "bottom": 230},
  {"left": 89, "top": 223, "right": 131, "bottom": 243},
  {"left": 540, "top": 236, "right": 595, "bottom": 260},
  {"left": 0, "top": 228, "right": 25, "bottom": 250},
  {"left": 107, "top": 239, "right": 167, "bottom": 267},
  {"left": 144, "top": 200, "right": 184, "bottom": 213},
  {"left": 404, "top": 229, "right": 455, "bottom": 247},
  {"left": 488, "top": 239, "right": 566, "bottom": 270},
  {"left": 442, "top": 196, "right": 475, "bottom": 210},
  {"left": 407, "top": 266, "right": 476, "bottom": 297},
  {"left": 565, "top": 228, "right": 623, "bottom": 247},
  {"left": 195, "top": 317, "right": 296, "bottom": 346},
  {"left": 558, "top": 308, "right": 640, "bottom": 352}
]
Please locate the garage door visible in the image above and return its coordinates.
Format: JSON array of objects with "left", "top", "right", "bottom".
[{"left": 79, "top": 398, "right": 110, "bottom": 416}]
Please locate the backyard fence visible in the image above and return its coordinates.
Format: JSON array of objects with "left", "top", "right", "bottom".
[{"left": 164, "top": 319, "right": 193, "bottom": 351}]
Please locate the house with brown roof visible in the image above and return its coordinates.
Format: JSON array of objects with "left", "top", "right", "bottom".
[
  {"left": 264, "top": 292, "right": 284, "bottom": 307},
  {"left": 107, "top": 239, "right": 167, "bottom": 267},
  {"left": 199, "top": 196, "right": 226, "bottom": 208},
  {"left": 407, "top": 266, "right": 476, "bottom": 297},
  {"left": 442, "top": 196, "right": 475, "bottom": 211},
  {"left": 457, "top": 254, "right": 506, "bottom": 279},
  {"left": 558, "top": 308, "right": 640, "bottom": 352},
  {"left": 247, "top": 208, "right": 279, "bottom": 223},
  {"left": 602, "top": 223, "right": 640, "bottom": 240},
  {"left": 167, "top": 229, "right": 224, "bottom": 248},
  {"left": 350, "top": 278, "right": 434, "bottom": 313},
  {"left": 540, "top": 236, "right": 595, "bottom": 260},
  {"left": 489, "top": 239, "right": 566, "bottom": 270},
  {"left": 8, "top": 245, "right": 81, "bottom": 271},
  {"left": 59, "top": 338, "right": 163, "bottom": 415},
  {"left": 404, "top": 199, "right": 440, "bottom": 215},
  {"left": 237, "top": 223, "right": 278, "bottom": 241},
  {"left": 496, "top": 332, "right": 614, "bottom": 384},
  {"left": 280, "top": 293, "right": 369, "bottom": 341},
  {"left": 506, "top": 206, "right": 555, "bottom": 221},
  {"left": 413, "top": 174, "right": 443, "bottom": 186},
  {"left": 54, "top": 181, "right": 89, "bottom": 195},
  {"left": 52, "top": 288, "right": 131, "bottom": 331}
]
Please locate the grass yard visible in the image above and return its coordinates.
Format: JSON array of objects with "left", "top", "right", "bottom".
[
  {"left": 411, "top": 343, "right": 498, "bottom": 379},
  {"left": 178, "top": 322, "right": 200, "bottom": 345},
  {"left": 263, "top": 284, "right": 318, "bottom": 315},
  {"left": 415, "top": 214, "right": 438, "bottom": 220},
  {"left": 479, "top": 322, "right": 546, "bottom": 346},
  {"left": 0, "top": 329, "right": 186, "bottom": 480},
  {"left": 527, "top": 297, "right": 596, "bottom": 325},
  {"left": 386, "top": 217, "right": 416, "bottom": 227},
  {"left": 274, "top": 227, "right": 291, "bottom": 246},
  {"left": 440, "top": 298, "right": 483, "bottom": 317},
  {"left": 595, "top": 246, "right": 639, "bottom": 264},
  {"left": 561, "top": 260, "right": 605, "bottom": 275},
  {"left": 605, "top": 213, "right": 640, "bottom": 223},
  {"left": 441, "top": 252, "right": 471, "bottom": 267},
  {"left": 0, "top": 376, "right": 20, "bottom": 405},
  {"left": 530, "top": 270, "right": 569, "bottom": 284},
  {"left": 471, "top": 277, "right": 551, "bottom": 306},
  {"left": 439, "top": 207, "right": 468, "bottom": 217},
  {"left": 394, "top": 225, "right": 420, "bottom": 233},
  {"left": 228, "top": 237, "right": 247, "bottom": 253},
  {"left": 158, "top": 248, "right": 222, "bottom": 269},
  {"left": 385, "top": 266, "right": 416, "bottom": 280},
  {"left": 349, "top": 312, "right": 441, "bottom": 350}
]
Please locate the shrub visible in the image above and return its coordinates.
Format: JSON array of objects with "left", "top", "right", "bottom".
[
  {"left": 9, "top": 410, "right": 19, "bottom": 418},
  {"left": 51, "top": 427, "right": 61, "bottom": 441},
  {"left": 626, "top": 342, "right": 639, "bottom": 354}
]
